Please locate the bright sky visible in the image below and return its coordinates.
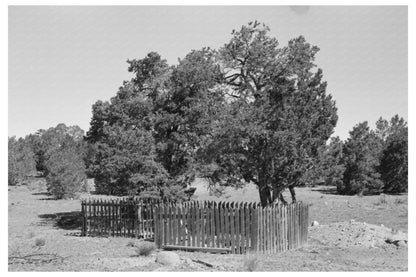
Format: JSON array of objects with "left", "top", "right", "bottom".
[{"left": 8, "top": 6, "right": 408, "bottom": 139}]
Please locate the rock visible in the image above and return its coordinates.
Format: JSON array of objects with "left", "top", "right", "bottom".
[
  {"left": 155, "top": 251, "right": 180, "bottom": 266},
  {"left": 396, "top": 240, "right": 407, "bottom": 248},
  {"left": 311, "top": 221, "right": 319, "bottom": 227}
]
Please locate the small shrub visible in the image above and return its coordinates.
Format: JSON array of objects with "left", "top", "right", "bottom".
[
  {"left": 134, "top": 241, "right": 155, "bottom": 256},
  {"left": 35, "top": 238, "right": 45, "bottom": 247},
  {"left": 243, "top": 255, "right": 258, "bottom": 272}
]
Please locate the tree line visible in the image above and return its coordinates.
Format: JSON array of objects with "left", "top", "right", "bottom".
[{"left": 8, "top": 21, "right": 408, "bottom": 204}]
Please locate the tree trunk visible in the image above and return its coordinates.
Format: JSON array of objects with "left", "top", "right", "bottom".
[
  {"left": 289, "top": 185, "right": 296, "bottom": 203},
  {"left": 258, "top": 186, "right": 272, "bottom": 207}
]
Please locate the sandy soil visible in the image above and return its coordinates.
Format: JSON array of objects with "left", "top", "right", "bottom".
[{"left": 8, "top": 178, "right": 408, "bottom": 271}]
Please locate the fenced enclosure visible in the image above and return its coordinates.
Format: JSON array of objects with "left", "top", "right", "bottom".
[{"left": 81, "top": 199, "right": 309, "bottom": 254}]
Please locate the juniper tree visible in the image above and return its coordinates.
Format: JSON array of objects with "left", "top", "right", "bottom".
[
  {"left": 86, "top": 51, "right": 224, "bottom": 199},
  {"left": 339, "top": 122, "right": 383, "bottom": 195},
  {"left": 201, "top": 21, "right": 338, "bottom": 206},
  {"left": 8, "top": 137, "right": 37, "bottom": 185}
]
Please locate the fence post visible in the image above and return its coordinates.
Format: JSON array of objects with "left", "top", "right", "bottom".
[{"left": 81, "top": 201, "right": 86, "bottom": 236}]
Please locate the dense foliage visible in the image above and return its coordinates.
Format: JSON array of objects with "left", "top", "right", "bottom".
[
  {"left": 338, "top": 122, "right": 383, "bottom": 195},
  {"left": 378, "top": 116, "right": 408, "bottom": 193},
  {"left": 45, "top": 137, "right": 87, "bottom": 199},
  {"left": 86, "top": 50, "right": 223, "bottom": 199},
  {"left": 334, "top": 115, "right": 408, "bottom": 195},
  {"left": 26, "top": 123, "right": 84, "bottom": 175},
  {"left": 9, "top": 124, "right": 88, "bottom": 199},
  {"left": 8, "top": 137, "right": 37, "bottom": 185},
  {"left": 201, "top": 22, "right": 338, "bottom": 205}
]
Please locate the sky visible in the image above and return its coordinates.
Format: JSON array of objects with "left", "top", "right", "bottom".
[{"left": 8, "top": 5, "right": 408, "bottom": 139}]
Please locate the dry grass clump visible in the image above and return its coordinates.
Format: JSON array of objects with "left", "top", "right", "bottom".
[{"left": 134, "top": 241, "right": 156, "bottom": 256}]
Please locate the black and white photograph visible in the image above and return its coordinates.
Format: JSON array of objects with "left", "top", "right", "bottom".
[{"left": 5, "top": 2, "right": 411, "bottom": 272}]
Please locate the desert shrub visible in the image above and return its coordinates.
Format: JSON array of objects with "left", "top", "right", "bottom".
[
  {"left": 134, "top": 241, "right": 155, "bottom": 256},
  {"left": 45, "top": 140, "right": 87, "bottom": 199},
  {"left": 35, "top": 238, "right": 45, "bottom": 247},
  {"left": 243, "top": 255, "right": 259, "bottom": 271}
]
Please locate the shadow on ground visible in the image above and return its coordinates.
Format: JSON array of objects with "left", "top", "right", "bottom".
[
  {"left": 38, "top": 211, "right": 82, "bottom": 230},
  {"left": 311, "top": 187, "right": 339, "bottom": 195}
]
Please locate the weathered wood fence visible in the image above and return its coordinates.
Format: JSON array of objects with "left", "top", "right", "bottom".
[
  {"left": 81, "top": 198, "right": 156, "bottom": 239},
  {"left": 154, "top": 201, "right": 309, "bottom": 254},
  {"left": 81, "top": 199, "right": 309, "bottom": 254}
]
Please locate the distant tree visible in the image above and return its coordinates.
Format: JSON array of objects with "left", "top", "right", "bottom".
[
  {"left": 201, "top": 21, "right": 338, "bottom": 206},
  {"left": 8, "top": 137, "right": 37, "bottom": 185},
  {"left": 45, "top": 138, "right": 87, "bottom": 199},
  {"left": 339, "top": 122, "right": 383, "bottom": 195},
  {"left": 378, "top": 116, "right": 408, "bottom": 193},
  {"left": 26, "top": 124, "right": 85, "bottom": 175}
]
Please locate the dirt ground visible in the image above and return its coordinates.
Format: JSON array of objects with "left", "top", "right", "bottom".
[{"left": 8, "top": 178, "right": 408, "bottom": 271}]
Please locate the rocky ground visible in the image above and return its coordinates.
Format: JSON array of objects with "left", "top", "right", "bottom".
[{"left": 8, "top": 178, "right": 408, "bottom": 271}]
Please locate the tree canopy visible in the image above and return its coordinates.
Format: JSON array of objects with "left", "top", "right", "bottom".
[
  {"left": 86, "top": 21, "right": 338, "bottom": 205},
  {"left": 201, "top": 21, "right": 338, "bottom": 205}
]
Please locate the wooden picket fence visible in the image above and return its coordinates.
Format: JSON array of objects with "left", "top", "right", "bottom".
[
  {"left": 81, "top": 198, "right": 157, "bottom": 239},
  {"left": 154, "top": 201, "right": 309, "bottom": 254},
  {"left": 81, "top": 199, "right": 309, "bottom": 254}
]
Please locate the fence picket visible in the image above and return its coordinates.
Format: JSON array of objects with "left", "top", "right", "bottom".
[{"left": 210, "top": 203, "right": 215, "bottom": 248}]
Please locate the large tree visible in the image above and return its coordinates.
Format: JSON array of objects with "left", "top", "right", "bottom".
[
  {"left": 201, "top": 21, "right": 338, "bottom": 206},
  {"left": 86, "top": 50, "right": 224, "bottom": 199}
]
